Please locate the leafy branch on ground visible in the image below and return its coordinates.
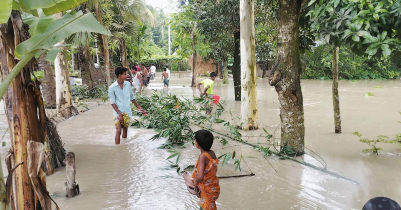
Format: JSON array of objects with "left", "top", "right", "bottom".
[{"left": 131, "top": 92, "right": 303, "bottom": 173}]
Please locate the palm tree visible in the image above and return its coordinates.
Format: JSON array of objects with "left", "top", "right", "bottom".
[{"left": 109, "top": 0, "right": 154, "bottom": 68}]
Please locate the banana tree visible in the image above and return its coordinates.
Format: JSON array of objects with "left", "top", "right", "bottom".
[{"left": 0, "top": 1, "right": 110, "bottom": 209}]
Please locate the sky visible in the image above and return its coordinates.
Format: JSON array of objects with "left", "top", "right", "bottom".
[{"left": 146, "top": 0, "right": 175, "bottom": 9}]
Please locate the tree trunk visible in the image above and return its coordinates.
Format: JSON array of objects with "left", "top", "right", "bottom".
[
  {"left": 102, "top": 36, "right": 111, "bottom": 85},
  {"left": 0, "top": 11, "right": 54, "bottom": 209},
  {"left": 78, "top": 45, "right": 94, "bottom": 89},
  {"left": 38, "top": 53, "right": 56, "bottom": 109},
  {"left": 233, "top": 31, "right": 241, "bottom": 101},
  {"left": 54, "top": 13, "right": 73, "bottom": 118},
  {"left": 223, "top": 61, "right": 228, "bottom": 84},
  {"left": 190, "top": 22, "right": 198, "bottom": 87},
  {"left": 0, "top": 153, "right": 6, "bottom": 209},
  {"left": 215, "top": 63, "right": 219, "bottom": 76},
  {"left": 65, "top": 152, "right": 79, "bottom": 198},
  {"left": 120, "top": 38, "right": 128, "bottom": 68},
  {"left": 137, "top": 38, "right": 140, "bottom": 60},
  {"left": 94, "top": 0, "right": 111, "bottom": 85},
  {"left": 273, "top": 0, "right": 304, "bottom": 155},
  {"left": 240, "top": 0, "right": 258, "bottom": 130},
  {"left": 261, "top": 60, "right": 268, "bottom": 78},
  {"left": 332, "top": 46, "right": 341, "bottom": 133},
  {"left": 218, "top": 62, "right": 222, "bottom": 79},
  {"left": 191, "top": 52, "right": 197, "bottom": 87}
]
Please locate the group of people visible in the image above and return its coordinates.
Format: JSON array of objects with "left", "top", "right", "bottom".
[
  {"left": 125, "top": 64, "right": 171, "bottom": 94},
  {"left": 108, "top": 66, "right": 220, "bottom": 210}
]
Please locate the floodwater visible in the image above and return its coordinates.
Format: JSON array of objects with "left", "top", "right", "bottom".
[{"left": 0, "top": 76, "right": 400, "bottom": 210}]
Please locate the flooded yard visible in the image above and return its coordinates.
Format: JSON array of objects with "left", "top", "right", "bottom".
[{"left": 0, "top": 77, "right": 400, "bottom": 209}]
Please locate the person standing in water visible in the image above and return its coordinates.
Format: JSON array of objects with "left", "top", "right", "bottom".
[
  {"left": 166, "top": 65, "right": 171, "bottom": 79},
  {"left": 142, "top": 64, "right": 149, "bottom": 87},
  {"left": 191, "top": 130, "right": 220, "bottom": 210},
  {"left": 146, "top": 66, "right": 151, "bottom": 84},
  {"left": 108, "top": 67, "right": 145, "bottom": 144},
  {"left": 197, "top": 72, "right": 217, "bottom": 114},
  {"left": 162, "top": 68, "right": 169, "bottom": 88},
  {"left": 150, "top": 64, "right": 156, "bottom": 80},
  {"left": 130, "top": 65, "right": 143, "bottom": 94}
]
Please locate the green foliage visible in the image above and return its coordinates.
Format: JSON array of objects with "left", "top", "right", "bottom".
[
  {"left": 366, "top": 92, "right": 374, "bottom": 96},
  {"left": 132, "top": 93, "right": 201, "bottom": 146},
  {"left": 23, "top": 12, "right": 54, "bottom": 36},
  {"left": 170, "top": 3, "right": 210, "bottom": 59},
  {"left": 307, "top": 0, "right": 401, "bottom": 58},
  {"left": 31, "top": 71, "right": 44, "bottom": 82},
  {"left": 16, "top": 11, "right": 110, "bottom": 59},
  {"left": 255, "top": 0, "right": 277, "bottom": 62},
  {"left": 354, "top": 131, "right": 399, "bottom": 155},
  {"left": 278, "top": 143, "right": 298, "bottom": 159},
  {"left": 0, "top": 0, "right": 12, "bottom": 24},
  {"left": 302, "top": 45, "right": 401, "bottom": 79},
  {"left": 71, "top": 84, "right": 109, "bottom": 101},
  {"left": 0, "top": 0, "right": 88, "bottom": 24}
]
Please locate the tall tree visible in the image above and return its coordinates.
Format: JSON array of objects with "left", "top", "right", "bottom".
[
  {"left": 307, "top": 0, "right": 401, "bottom": 133},
  {"left": 270, "top": 0, "right": 305, "bottom": 154},
  {"left": 78, "top": 4, "right": 95, "bottom": 89},
  {"left": 54, "top": 13, "right": 73, "bottom": 118},
  {"left": 196, "top": 0, "right": 241, "bottom": 100},
  {"left": 94, "top": 0, "right": 111, "bottom": 85},
  {"left": 240, "top": 0, "right": 258, "bottom": 130},
  {"left": 171, "top": 4, "right": 209, "bottom": 87},
  {"left": 108, "top": 0, "right": 154, "bottom": 68}
]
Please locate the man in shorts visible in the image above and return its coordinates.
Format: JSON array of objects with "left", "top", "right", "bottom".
[
  {"left": 108, "top": 67, "right": 145, "bottom": 144},
  {"left": 197, "top": 72, "right": 217, "bottom": 114},
  {"left": 142, "top": 64, "right": 149, "bottom": 87},
  {"left": 162, "top": 68, "right": 169, "bottom": 88}
]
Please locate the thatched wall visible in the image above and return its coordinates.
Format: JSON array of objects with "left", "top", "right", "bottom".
[{"left": 188, "top": 54, "right": 217, "bottom": 75}]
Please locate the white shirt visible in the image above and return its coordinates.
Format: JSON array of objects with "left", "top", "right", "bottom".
[
  {"left": 150, "top": 65, "right": 156, "bottom": 74},
  {"left": 166, "top": 68, "right": 170, "bottom": 79},
  {"left": 132, "top": 72, "right": 141, "bottom": 87}
]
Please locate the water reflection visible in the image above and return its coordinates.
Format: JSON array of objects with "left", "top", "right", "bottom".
[{"left": 1, "top": 78, "right": 400, "bottom": 209}]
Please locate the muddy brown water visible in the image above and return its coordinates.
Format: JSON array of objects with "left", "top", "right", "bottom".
[{"left": 0, "top": 77, "right": 400, "bottom": 210}]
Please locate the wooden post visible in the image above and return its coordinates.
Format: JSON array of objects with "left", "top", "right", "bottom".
[{"left": 65, "top": 152, "right": 79, "bottom": 198}]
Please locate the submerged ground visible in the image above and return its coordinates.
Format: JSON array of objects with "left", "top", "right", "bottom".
[{"left": 1, "top": 76, "right": 400, "bottom": 209}]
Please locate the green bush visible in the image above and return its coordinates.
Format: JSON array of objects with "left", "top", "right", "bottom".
[
  {"left": 71, "top": 84, "right": 109, "bottom": 102},
  {"left": 302, "top": 45, "right": 401, "bottom": 80}
]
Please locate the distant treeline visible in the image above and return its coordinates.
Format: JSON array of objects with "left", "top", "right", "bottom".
[{"left": 302, "top": 45, "right": 401, "bottom": 80}]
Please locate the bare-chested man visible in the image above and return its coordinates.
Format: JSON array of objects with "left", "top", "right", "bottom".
[{"left": 162, "top": 68, "right": 169, "bottom": 88}]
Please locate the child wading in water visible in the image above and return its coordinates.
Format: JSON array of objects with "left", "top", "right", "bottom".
[
  {"left": 197, "top": 72, "right": 217, "bottom": 114},
  {"left": 192, "top": 130, "right": 220, "bottom": 210}
]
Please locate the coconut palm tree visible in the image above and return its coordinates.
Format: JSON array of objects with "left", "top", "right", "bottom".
[{"left": 109, "top": 0, "right": 155, "bottom": 68}]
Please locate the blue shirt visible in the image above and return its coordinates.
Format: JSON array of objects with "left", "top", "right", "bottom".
[{"left": 108, "top": 81, "right": 135, "bottom": 117}]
